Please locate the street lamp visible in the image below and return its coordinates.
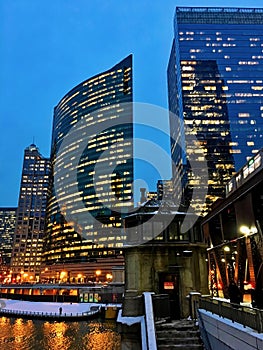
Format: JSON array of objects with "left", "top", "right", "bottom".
[
  {"left": 106, "top": 273, "right": 113, "bottom": 282},
  {"left": 240, "top": 225, "right": 258, "bottom": 236},
  {"left": 60, "top": 270, "right": 67, "bottom": 282},
  {"left": 95, "top": 270, "right": 101, "bottom": 277},
  {"left": 95, "top": 270, "right": 101, "bottom": 283}
]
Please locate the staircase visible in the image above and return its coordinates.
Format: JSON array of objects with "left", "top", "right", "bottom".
[{"left": 155, "top": 319, "right": 205, "bottom": 350}]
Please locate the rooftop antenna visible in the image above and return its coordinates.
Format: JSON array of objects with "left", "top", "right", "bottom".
[{"left": 32, "top": 136, "right": 35, "bottom": 145}]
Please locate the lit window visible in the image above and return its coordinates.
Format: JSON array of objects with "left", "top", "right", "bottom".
[{"left": 238, "top": 113, "right": 250, "bottom": 118}]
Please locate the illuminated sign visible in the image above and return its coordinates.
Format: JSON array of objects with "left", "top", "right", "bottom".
[{"left": 164, "top": 282, "right": 174, "bottom": 290}]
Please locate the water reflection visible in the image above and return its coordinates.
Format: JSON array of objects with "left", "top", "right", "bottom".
[{"left": 0, "top": 317, "right": 121, "bottom": 350}]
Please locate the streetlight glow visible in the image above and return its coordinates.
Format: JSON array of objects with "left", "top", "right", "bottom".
[
  {"left": 240, "top": 225, "right": 258, "bottom": 236},
  {"left": 240, "top": 225, "right": 250, "bottom": 235}
]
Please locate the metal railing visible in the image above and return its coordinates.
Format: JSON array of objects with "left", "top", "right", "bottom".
[
  {"left": 0, "top": 308, "right": 100, "bottom": 318},
  {"left": 198, "top": 296, "right": 263, "bottom": 333},
  {"left": 152, "top": 294, "right": 170, "bottom": 320},
  {"left": 143, "top": 292, "right": 158, "bottom": 350}
]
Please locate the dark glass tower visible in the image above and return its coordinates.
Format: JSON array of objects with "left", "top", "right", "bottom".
[
  {"left": 11, "top": 144, "right": 50, "bottom": 281},
  {"left": 0, "top": 208, "right": 16, "bottom": 268},
  {"left": 44, "top": 55, "right": 133, "bottom": 265},
  {"left": 168, "top": 7, "right": 263, "bottom": 214}
]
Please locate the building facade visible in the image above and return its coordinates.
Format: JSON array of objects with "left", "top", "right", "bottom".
[
  {"left": 157, "top": 179, "right": 173, "bottom": 201},
  {"left": 11, "top": 144, "right": 51, "bottom": 281},
  {"left": 43, "top": 55, "right": 133, "bottom": 269},
  {"left": 168, "top": 7, "right": 263, "bottom": 214},
  {"left": 123, "top": 200, "right": 208, "bottom": 319},
  {"left": 0, "top": 208, "right": 16, "bottom": 269}
]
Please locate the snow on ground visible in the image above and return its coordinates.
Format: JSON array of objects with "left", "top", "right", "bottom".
[
  {"left": 0, "top": 299, "right": 101, "bottom": 315},
  {"left": 213, "top": 296, "right": 252, "bottom": 308}
]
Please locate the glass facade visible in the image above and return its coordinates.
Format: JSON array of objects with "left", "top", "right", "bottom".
[
  {"left": 168, "top": 7, "right": 263, "bottom": 214},
  {"left": 44, "top": 55, "right": 133, "bottom": 265},
  {"left": 11, "top": 144, "right": 51, "bottom": 280},
  {"left": 0, "top": 208, "right": 16, "bottom": 266}
]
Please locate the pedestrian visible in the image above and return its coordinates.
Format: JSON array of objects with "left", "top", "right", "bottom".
[
  {"left": 252, "top": 287, "right": 263, "bottom": 308},
  {"left": 59, "top": 306, "right": 62, "bottom": 315},
  {"left": 228, "top": 280, "right": 241, "bottom": 307}
]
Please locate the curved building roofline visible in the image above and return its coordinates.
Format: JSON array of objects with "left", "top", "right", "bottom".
[{"left": 55, "top": 54, "right": 132, "bottom": 110}]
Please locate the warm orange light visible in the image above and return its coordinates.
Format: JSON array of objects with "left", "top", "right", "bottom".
[
  {"left": 60, "top": 271, "right": 67, "bottom": 278},
  {"left": 217, "top": 283, "right": 222, "bottom": 290},
  {"left": 95, "top": 270, "right": 101, "bottom": 277},
  {"left": 106, "top": 273, "right": 113, "bottom": 280}
]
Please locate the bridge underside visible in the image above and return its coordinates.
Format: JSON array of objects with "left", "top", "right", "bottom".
[{"left": 202, "top": 169, "right": 263, "bottom": 301}]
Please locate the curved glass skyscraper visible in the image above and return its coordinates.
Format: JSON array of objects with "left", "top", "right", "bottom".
[{"left": 43, "top": 55, "right": 133, "bottom": 266}]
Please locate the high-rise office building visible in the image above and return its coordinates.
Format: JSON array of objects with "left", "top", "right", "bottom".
[
  {"left": 43, "top": 55, "right": 133, "bottom": 267},
  {"left": 168, "top": 7, "right": 263, "bottom": 214},
  {"left": 11, "top": 144, "right": 51, "bottom": 281},
  {"left": 0, "top": 208, "right": 16, "bottom": 267},
  {"left": 157, "top": 179, "right": 173, "bottom": 201}
]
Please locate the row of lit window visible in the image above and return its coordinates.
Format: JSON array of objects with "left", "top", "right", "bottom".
[{"left": 58, "top": 73, "right": 128, "bottom": 111}]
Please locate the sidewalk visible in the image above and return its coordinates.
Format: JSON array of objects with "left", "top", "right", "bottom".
[{"left": 0, "top": 298, "right": 98, "bottom": 315}]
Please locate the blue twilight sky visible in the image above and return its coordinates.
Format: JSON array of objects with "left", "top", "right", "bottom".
[{"left": 1, "top": 0, "right": 262, "bottom": 207}]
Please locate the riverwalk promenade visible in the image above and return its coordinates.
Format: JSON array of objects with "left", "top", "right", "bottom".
[{"left": 0, "top": 298, "right": 120, "bottom": 320}]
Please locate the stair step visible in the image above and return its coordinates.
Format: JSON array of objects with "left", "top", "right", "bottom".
[
  {"left": 156, "top": 330, "right": 200, "bottom": 337},
  {"left": 156, "top": 323, "right": 199, "bottom": 331},
  {"left": 157, "top": 337, "right": 201, "bottom": 344},
  {"left": 155, "top": 319, "right": 170, "bottom": 326},
  {"left": 158, "top": 345, "right": 204, "bottom": 350},
  {"left": 155, "top": 319, "right": 204, "bottom": 350}
]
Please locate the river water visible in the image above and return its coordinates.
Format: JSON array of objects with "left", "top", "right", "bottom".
[{"left": 0, "top": 317, "right": 121, "bottom": 350}]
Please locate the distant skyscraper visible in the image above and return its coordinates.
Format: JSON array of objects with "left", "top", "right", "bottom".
[
  {"left": 44, "top": 55, "right": 133, "bottom": 266},
  {"left": 157, "top": 179, "right": 173, "bottom": 201},
  {"left": 0, "top": 208, "right": 16, "bottom": 266},
  {"left": 11, "top": 144, "right": 50, "bottom": 281},
  {"left": 168, "top": 7, "right": 263, "bottom": 213}
]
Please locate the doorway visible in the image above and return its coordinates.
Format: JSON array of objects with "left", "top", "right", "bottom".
[{"left": 159, "top": 272, "right": 180, "bottom": 319}]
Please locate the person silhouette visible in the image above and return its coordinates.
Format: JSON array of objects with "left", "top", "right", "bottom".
[{"left": 228, "top": 280, "right": 241, "bottom": 307}]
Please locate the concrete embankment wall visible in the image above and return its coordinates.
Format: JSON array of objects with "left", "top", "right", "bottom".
[{"left": 198, "top": 309, "right": 263, "bottom": 350}]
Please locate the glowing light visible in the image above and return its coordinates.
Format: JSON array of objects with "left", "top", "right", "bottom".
[
  {"left": 106, "top": 273, "right": 113, "bottom": 280},
  {"left": 240, "top": 225, "right": 250, "bottom": 235},
  {"left": 240, "top": 225, "right": 258, "bottom": 235},
  {"left": 60, "top": 271, "right": 67, "bottom": 279}
]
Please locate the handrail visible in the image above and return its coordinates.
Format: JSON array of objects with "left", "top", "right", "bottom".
[
  {"left": 143, "top": 292, "right": 157, "bottom": 350},
  {"left": 198, "top": 296, "right": 263, "bottom": 333}
]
